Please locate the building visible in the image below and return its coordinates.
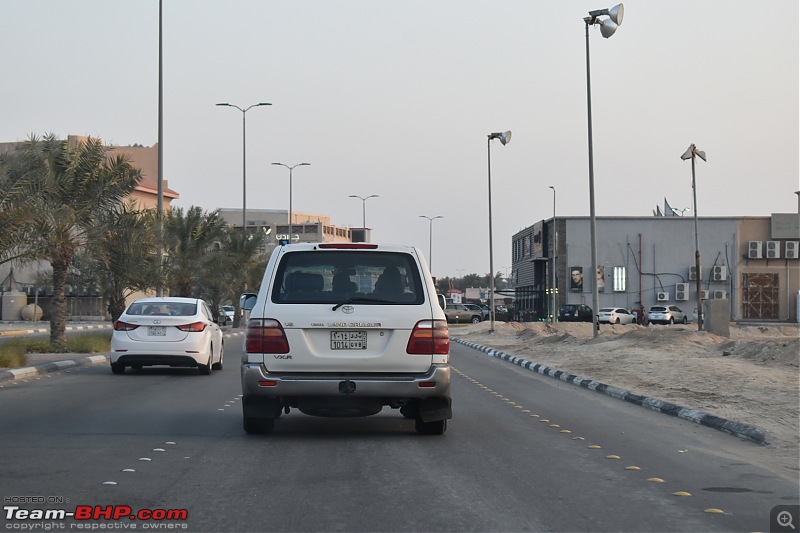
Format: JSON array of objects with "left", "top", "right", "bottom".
[
  {"left": 217, "top": 208, "right": 355, "bottom": 257},
  {"left": 511, "top": 197, "right": 800, "bottom": 323}
]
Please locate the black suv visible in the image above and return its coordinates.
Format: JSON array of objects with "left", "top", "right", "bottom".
[{"left": 558, "top": 304, "right": 593, "bottom": 322}]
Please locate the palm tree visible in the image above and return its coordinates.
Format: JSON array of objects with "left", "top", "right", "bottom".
[
  {"left": 163, "top": 206, "right": 227, "bottom": 297},
  {"left": 81, "top": 203, "right": 159, "bottom": 321},
  {"left": 0, "top": 134, "right": 141, "bottom": 348}
]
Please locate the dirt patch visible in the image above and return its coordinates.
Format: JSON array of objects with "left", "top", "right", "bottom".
[{"left": 451, "top": 321, "right": 799, "bottom": 476}]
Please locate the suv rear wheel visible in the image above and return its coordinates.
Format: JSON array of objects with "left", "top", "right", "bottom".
[
  {"left": 243, "top": 417, "right": 275, "bottom": 435},
  {"left": 415, "top": 417, "right": 447, "bottom": 435}
]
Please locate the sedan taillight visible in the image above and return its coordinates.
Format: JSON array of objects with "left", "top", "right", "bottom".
[
  {"left": 113, "top": 321, "right": 139, "bottom": 331},
  {"left": 177, "top": 322, "right": 207, "bottom": 332},
  {"left": 246, "top": 319, "right": 290, "bottom": 354},
  {"left": 407, "top": 320, "right": 449, "bottom": 355}
]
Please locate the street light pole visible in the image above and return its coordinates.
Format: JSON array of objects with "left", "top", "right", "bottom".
[
  {"left": 349, "top": 194, "right": 379, "bottom": 229},
  {"left": 419, "top": 215, "right": 443, "bottom": 273},
  {"left": 682, "top": 144, "right": 707, "bottom": 331},
  {"left": 549, "top": 185, "right": 557, "bottom": 323},
  {"left": 487, "top": 130, "right": 512, "bottom": 334},
  {"left": 272, "top": 162, "right": 311, "bottom": 239},
  {"left": 217, "top": 102, "right": 271, "bottom": 231},
  {"left": 584, "top": 3, "right": 624, "bottom": 338}
]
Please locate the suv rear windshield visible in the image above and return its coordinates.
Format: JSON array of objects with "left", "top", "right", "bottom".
[{"left": 271, "top": 251, "right": 425, "bottom": 305}]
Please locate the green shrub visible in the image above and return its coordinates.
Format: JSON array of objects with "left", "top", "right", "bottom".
[{"left": 0, "top": 334, "right": 111, "bottom": 367}]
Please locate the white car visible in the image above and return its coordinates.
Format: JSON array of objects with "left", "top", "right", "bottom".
[
  {"left": 240, "top": 242, "right": 451, "bottom": 435},
  {"left": 219, "top": 305, "right": 235, "bottom": 325},
  {"left": 110, "top": 297, "right": 224, "bottom": 375},
  {"left": 648, "top": 305, "right": 688, "bottom": 325},
  {"left": 598, "top": 307, "right": 636, "bottom": 325}
]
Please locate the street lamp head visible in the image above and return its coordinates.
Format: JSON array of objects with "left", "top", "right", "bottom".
[
  {"left": 587, "top": 3, "right": 624, "bottom": 38},
  {"left": 489, "top": 131, "right": 512, "bottom": 145},
  {"left": 681, "top": 144, "right": 707, "bottom": 162},
  {"left": 549, "top": 185, "right": 555, "bottom": 191}
]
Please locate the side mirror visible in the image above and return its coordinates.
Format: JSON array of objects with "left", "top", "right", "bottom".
[
  {"left": 240, "top": 293, "right": 258, "bottom": 311},
  {"left": 437, "top": 293, "right": 447, "bottom": 310}
]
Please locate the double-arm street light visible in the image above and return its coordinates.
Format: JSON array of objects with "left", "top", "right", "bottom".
[
  {"left": 584, "top": 3, "right": 624, "bottom": 338},
  {"left": 419, "top": 215, "right": 443, "bottom": 273},
  {"left": 217, "top": 102, "right": 272, "bottom": 230},
  {"left": 487, "top": 130, "right": 512, "bottom": 334},
  {"left": 349, "top": 194, "right": 380, "bottom": 229},
  {"left": 272, "top": 162, "right": 311, "bottom": 238},
  {"left": 681, "top": 143, "right": 707, "bottom": 331}
]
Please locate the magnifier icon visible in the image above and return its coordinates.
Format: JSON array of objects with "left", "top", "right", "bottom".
[{"left": 778, "top": 511, "right": 796, "bottom": 530}]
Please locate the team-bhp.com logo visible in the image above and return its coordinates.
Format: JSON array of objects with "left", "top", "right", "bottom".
[{"left": 4, "top": 504, "right": 188, "bottom": 524}]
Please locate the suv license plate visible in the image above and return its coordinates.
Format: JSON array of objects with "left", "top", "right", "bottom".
[
  {"left": 331, "top": 330, "right": 367, "bottom": 350},
  {"left": 148, "top": 326, "right": 166, "bottom": 336}
]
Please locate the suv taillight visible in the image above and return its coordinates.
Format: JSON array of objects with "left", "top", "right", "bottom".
[
  {"left": 406, "top": 320, "right": 449, "bottom": 355},
  {"left": 245, "top": 318, "right": 290, "bottom": 354}
]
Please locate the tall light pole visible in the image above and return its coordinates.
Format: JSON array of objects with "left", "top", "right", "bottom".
[
  {"left": 419, "top": 215, "right": 443, "bottom": 273},
  {"left": 584, "top": 3, "right": 624, "bottom": 338},
  {"left": 487, "top": 130, "right": 512, "bottom": 334},
  {"left": 549, "top": 185, "right": 557, "bottom": 323},
  {"left": 156, "top": 0, "right": 164, "bottom": 296},
  {"left": 349, "top": 194, "right": 379, "bottom": 229},
  {"left": 217, "top": 102, "right": 271, "bottom": 231},
  {"left": 272, "top": 162, "right": 310, "bottom": 239},
  {"left": 682, "top": 144, "right": 707, "bottom": 331}
]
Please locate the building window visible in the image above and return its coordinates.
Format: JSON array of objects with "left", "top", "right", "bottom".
[{"left": 613, "top": 266, "right": 626, "bottom": 292}]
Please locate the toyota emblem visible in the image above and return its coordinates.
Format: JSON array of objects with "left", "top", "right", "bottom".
[{"left": 341, "top": 305, "right": 355, "bottom": 314}]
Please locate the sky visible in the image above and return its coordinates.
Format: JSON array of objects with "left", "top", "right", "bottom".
[{"left": 2, "top": 1, "right": 798, "bottom": 279}]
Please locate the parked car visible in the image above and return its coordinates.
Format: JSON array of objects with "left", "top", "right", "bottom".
[
  {"left": 648, "top": 305, "right": 688, "bottom": 325},
  {"left": 240, "top": 242, "right": 452, "bottom": 435},
  {"left": 219, "top": 305, "right": 235, "bottom": 325},
  {"left": 598, "top": 307, "right": 636, "bottom": 325},
  {"left": 474, "top": 303, "right": 491, "bottom": 321},
  {"left": 110, "top": 297, "right": 224, "bottom": 375},
  {"left": 558, "top": 304, "right": 593, "bottom": 322},
  {"left": 445, "top": 303, "right": 483, "bottom": 324},
  {"left": 463, "top": 303, "right": 487, "bottom": 321}
]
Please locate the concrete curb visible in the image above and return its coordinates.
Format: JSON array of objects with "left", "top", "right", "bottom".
[
  {"left": 452, "top": 337, "right": 768, "bottom": 445},
  {"left": 0, "top": 355, "right": 108, "bottom": 383},
  {"left": 0, "top": 324, "right": 112, "bottom": 337}
]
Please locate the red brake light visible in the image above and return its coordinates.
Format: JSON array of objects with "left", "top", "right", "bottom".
[
  {"left": 177, "top": 322, "right": 207, "bottom": 332},
  {"left": 113, "top": 321, "right": 139, "bottom": 331},
  {"left": 245, "top": 318, "right": 290, "bottom": 354},
  {"left": 407, "top": 320, "right": 449, "bottom": 355},
  {"left": 318, "top": 243, "right": 378, "bottom": 249}
]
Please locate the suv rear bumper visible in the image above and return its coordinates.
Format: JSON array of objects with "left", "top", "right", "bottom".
[{"left": 241, "top": 363, "right": 451, "bottom": 398}]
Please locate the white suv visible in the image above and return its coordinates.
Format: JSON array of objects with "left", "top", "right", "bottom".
[{"left": 240, "top": 242, "right": 452, "bottom": 435}]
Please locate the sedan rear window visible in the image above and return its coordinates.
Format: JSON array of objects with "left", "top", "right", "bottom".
[
  {"left": 127, "top": 302, "right": 197, "bottom": 316},
  {"left": 271, "top": 251, "right": 424, "bottom": 305}
]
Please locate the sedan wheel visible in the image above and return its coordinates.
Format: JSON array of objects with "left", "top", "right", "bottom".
[
  {"left": 111, "top": 362, "right": 125, "bottom": 375},
  {"left": 243, "top": 417, "right": 275, "bottom": 435},
  {"left": 669, "top": 317, "right": 675, "bottom": 325},
  {"left": 471, "top": 316, "right": 481, "bottom": 324}
]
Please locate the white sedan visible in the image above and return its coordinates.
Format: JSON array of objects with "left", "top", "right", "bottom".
[
  {"left": 110, "top": 297, "right": 224, "bottom": 375},
  {"left": 598, "top": 307, "right": 636, "bottom": 325}
]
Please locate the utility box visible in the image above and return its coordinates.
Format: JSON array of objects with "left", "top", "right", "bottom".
[
  {"left": 1, "top": 291, "right": 27, "bottom": 321},
  {"left": 702, "top": 299, "right": 730, "bottom": 337}
]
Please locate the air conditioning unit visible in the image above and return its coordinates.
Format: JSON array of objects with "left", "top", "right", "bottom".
[
  {"left": 700, "top": 290, "right": 710, "bottom": 300},
  {"left": 712, "top": 265, "right": 727, "bottom": 281},
  {"left": 675, "top": 283, "right": 689, "bottom": 301},
  {"left": 766, "top": 241, "right": 781, "bottom": 259},
  {"left": 748, "top": 241, "right": 762, "bottom": 259},
  {"left": 787, "top": 241, "right": 800, "bottom": 259},
  {"left": 688, "top": 265, "right": 701, "bottom": 280},
  {"left": 713, "top": 290, "right": 727, "bottom": 300},
  {"left": 657, "top": 291, "right": 669, "bottom": 301}
]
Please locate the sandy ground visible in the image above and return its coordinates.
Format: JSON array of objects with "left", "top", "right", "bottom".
[{"left": 450, "top": 320, "right": 799, "bottom": 477}]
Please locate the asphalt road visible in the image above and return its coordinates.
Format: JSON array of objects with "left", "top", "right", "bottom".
[{"left": 1, "top": 340, "right": 797, "bottom": 532}]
